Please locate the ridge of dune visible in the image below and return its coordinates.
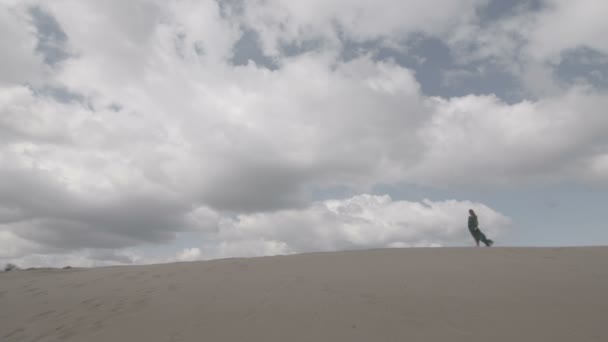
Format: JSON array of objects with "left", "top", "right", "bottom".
[{"left": 1, "top": 247, "right": 607, "bottom": 341}]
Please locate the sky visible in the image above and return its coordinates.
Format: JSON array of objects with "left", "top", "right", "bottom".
[{"left": 1, "top": 0, "right": 607, "bottom": 268}]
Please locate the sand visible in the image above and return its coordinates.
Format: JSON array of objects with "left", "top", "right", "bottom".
[{"left": 1, "top": 247, "right": 607, "bottom": 341}]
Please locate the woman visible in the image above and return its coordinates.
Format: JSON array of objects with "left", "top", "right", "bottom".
[{"left": 468, "top": 209, "right": 494, "bottom": 247}]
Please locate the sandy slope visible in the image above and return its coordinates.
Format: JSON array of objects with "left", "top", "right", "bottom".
[{"left": 1, "top": 247, "right": 607, "bottom": 341}]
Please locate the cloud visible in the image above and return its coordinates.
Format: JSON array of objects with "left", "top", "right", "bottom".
[
  {"left": 232, "top": 0, "right": 486, "bottom": 56},
  {"left": 0, "top": 230, "right": 43, "bottom": 259},
  {"left": 176, "top": 247, "right": 202, "bottom": 262},
  {"left": 526, "top": 0, "right": 608, "bottom": 60},
  {"left": 0, "top": 0, "right": 607, "bottom": 267},
  {"left": 409, "top": 88, "right": 608, "bottom": 185},
  {"left": 0, "top": 248, "right": 144, "bottom": 270},
  {"left": 445, "top": 0, "right": 608, "bottom": 96},
  {"left": 3, "top": 194, "right": 511, "bottom": 266},
  {"left": 0, "top": 2, "right": 46, "bottom": 85},
  {"left": 204, "top": 194, "right": 510, "bottom": 259}
]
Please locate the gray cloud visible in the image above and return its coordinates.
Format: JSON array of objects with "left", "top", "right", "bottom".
[
  {"left": 200, "top": 161, "right": 312, "bottom": 212},
  {"left": 0, "top": 167, "right": 201, "bottom": 250}
]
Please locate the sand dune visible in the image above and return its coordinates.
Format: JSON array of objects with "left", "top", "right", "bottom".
[{"left": 1, "top": 247, "right": 607, "bottom": 341}]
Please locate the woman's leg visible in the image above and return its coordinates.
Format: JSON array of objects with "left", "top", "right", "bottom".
[
  {"left": 469, "top": 228, "right": 480, "bottom": 246},
  {"left": 477, "top": 229, "right": 494, "bottom": 247}
]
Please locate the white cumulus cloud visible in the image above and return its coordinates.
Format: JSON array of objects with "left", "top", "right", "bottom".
[{"left": 202, "top": 195, "right": 510, "bottom": 259}]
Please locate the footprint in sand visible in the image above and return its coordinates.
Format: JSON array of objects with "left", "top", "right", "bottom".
[
  {"left": 31, "top": 310, "right": 56, "bottom": 321},
  {"left": 3, "top": 327, "right": 26, "bottom": 340}
]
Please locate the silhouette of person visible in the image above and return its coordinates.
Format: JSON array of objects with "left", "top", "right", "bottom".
[{"left": 468, "top": 209, "right": 494, "bottom": 247}]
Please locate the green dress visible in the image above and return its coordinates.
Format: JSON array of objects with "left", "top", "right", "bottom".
[{"left": 468, "top": 215, "right": 493, "bottom": 246}]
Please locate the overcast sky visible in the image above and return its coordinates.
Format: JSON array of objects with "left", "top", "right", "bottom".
[{"left": 1, "top": 0, "right": 607, "bottom": 268}]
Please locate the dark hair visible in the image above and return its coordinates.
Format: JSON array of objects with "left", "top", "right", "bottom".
[{"left": 469, "top": 209, "right": 476, "bottom": 216}]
